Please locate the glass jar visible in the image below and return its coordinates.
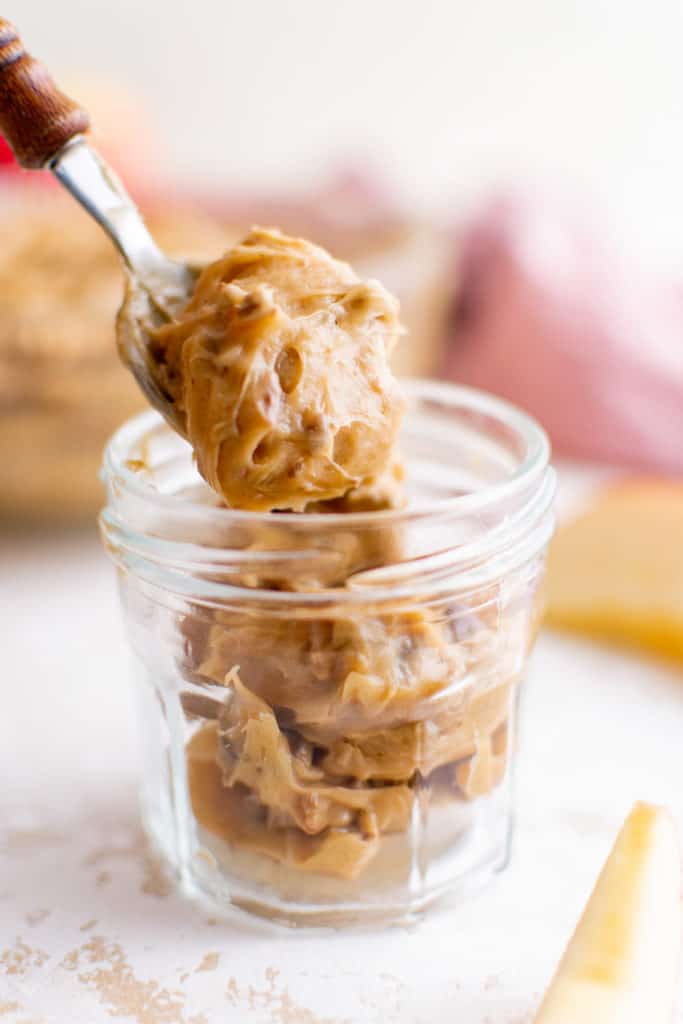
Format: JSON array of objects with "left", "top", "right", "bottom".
[{"left": 100, "top": 380, "right": 555, "bottom": 926}]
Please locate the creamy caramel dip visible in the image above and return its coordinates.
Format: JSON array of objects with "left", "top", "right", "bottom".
[
  {"left": 182, "top": 597, "right": 519, "bottom": 880},
  {"left": 116, "top": 225, "right": 517, "bottom": 885},
  {"left": 144, "top": 227, "right": 405, "bottom": 511}
]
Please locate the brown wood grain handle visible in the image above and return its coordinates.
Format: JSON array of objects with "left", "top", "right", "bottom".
[{"left": 0, "top": 17, "right": 90, "bottom": 168}]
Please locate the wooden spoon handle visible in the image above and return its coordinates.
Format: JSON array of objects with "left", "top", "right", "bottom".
[{"left": 0, "top": 17, "right": 89, "bottom": 168}]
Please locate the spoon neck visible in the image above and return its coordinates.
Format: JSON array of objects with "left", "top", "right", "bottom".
[{"left": 49, "top": 137, "right": 170, "bottom": 284}]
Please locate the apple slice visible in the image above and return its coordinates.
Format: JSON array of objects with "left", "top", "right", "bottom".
[
  {"left": 545, "top": 480, "right": 683, "bottom": 662},
  {"left": 535, "top": 802, "right": 681, "bottom": 1024}
]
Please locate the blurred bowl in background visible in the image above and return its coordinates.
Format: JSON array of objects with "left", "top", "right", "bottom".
[{"left": 0, "top": 188, "right": 241, "bottom": 524}]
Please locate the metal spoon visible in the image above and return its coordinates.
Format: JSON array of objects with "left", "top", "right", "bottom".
[{"left": 0, "top": 17, "right": 196, "bottom": 433}]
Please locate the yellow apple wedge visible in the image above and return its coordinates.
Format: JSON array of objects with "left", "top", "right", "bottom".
[
  {"left": 535, "top": 802, "right": 682, "bottom": 1024},
  {"left": 545, "top": 481, "right": 683, "bottom": 662}
]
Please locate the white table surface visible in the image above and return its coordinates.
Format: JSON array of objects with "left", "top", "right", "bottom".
[{"left": 2, "top": 469, "right": 682, "bottom": 1024}]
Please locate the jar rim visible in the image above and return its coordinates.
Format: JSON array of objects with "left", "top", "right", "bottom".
[{"left": 101, "top": 378, "right": 551, "bottom": 528}]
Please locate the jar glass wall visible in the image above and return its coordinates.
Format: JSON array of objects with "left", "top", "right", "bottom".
[{"left": 100, "top": 380, "right": 555, "bottom": 926}]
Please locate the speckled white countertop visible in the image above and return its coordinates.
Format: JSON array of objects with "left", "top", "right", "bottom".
[{"left": 2, "top": 469, "right": 682, "bottom": 1023}]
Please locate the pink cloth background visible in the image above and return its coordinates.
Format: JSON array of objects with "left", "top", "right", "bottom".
[{"left": 444, "top": 194, "right": 683, "bottom": 474}]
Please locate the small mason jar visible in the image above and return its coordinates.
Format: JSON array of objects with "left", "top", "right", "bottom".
[{"left": 100, "top": 380, "right": 554, "bottom": 926}]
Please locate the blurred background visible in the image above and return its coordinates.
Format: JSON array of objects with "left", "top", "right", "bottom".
[
  {"left": 1, "top": 0, "right": 682, "bottom": 662},
  {"left": 9, "top": 0, "right": 683, "bottom": 264},
  {"left": 1, "top": 7, "right": 683, "bottom": 1016},
  {"left": 8, "top": 0, "right": 683, "bottom": 264}
]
